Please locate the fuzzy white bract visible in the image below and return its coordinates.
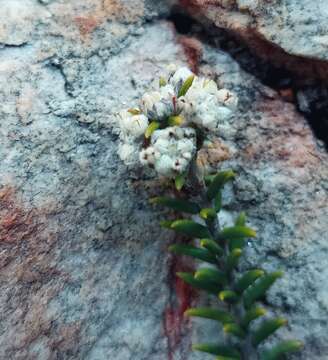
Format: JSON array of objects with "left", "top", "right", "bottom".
[
  {"left": 117, "top": 65, "right": 238, "bottom": 177},
  {"left": 140, "top": 84, "right": 175, "bottom": 121},
  {"left": 118, "top": 110, "right": 149, "bottom": 137},
  {"left": 168, "top": 66, "right": 194, "bottom": 93}
]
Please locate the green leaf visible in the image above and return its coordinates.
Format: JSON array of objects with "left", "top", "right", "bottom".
[
  {"left": 261, "top": 340, "right": 303, "bottom": 360},
  {"left": 169, "top": 244, "right": 217, "bottom": 264},
  {"left": 204, "top": 174, "right": 216, "bottom": 186},
  {"left": 150, "top": 196, "right": 200, "bottom": 214},
  {"left": 175, "top": 173, "right": 186, "bottom": 191},
  {"left": 219, "top": 225, "right": 256, "bottom": 251},
  {"left": 220, "top": 226, "right": 256, "bottom": 241},
  {"left": 160, "top": 220, "right": 174, "bottom": 229},
  {"left": 235, "top": 212, "right": 246, "bottom": 226},
  {"left": 178, "top": 75, "right": 195, "bottom": 97},
  {"left": 252, "top": 318, "right": 287, "bottom": 347},
  {"left": 207, "top": 170, "right": 235, "bottom": 200},
  {"left": 168, "top": 115, "right": 184, "bottom": 126},
  {"left": 214, "top": 192, "right": 222, "bottom": 212},
  {"left": 200, "top": 208, "right": 217, "bottom": 220},
  {"left": 145, "top": 121, "right": 160, "bottom": 138},
  {"left": 223, "top": 323, "right": 246, "bottom": 339},
  {"left": 235, "top": 269, "right": 265, "bottom": 293},
  {"left": 229, "top": 238, "right": 246, "bottom": 251},
  {"left": 171, "top": 219, "right": 211, "bottom": 238},
  {"left": 200, "top": 239, "right": 224, "bottom": 256},
  {"left": 195, "top": 268, "right": 227, "bottom": 286},
  {"left": 186, "top": 307, "right": 234, "bottom": 324},
  {"left": 177, "top": 272, "right": 221, "bottom": 295},
  {"left": 243, "top": 271, "right": 283, "bottom": 309},
  {"left": 127, "top": 108, "right": 141, "bottom": 115},
  {"left": 216, "top": 357, "right": 241, "bottom": 360},
  {"left": 159, "top": 76, "right": 167, "bottom": 87},
  {"left": 219, "top": 290, "right": 239, "bottom": 303},
  {"left": 192, "top": 344, "right": 240, "bottom": 359},
  {"left": 226, "top": 248, "right": 242, "bottom": 272},
  {"left": 241, "top": 307, "right": 266, "bottom": 329}
]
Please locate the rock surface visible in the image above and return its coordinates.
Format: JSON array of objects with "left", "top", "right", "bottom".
[
  {"left": 179, "top": 0, "right": 328, "bottom": 79},
  {"left": 0, "top": 1, "right": 328, "bottom": 359}
]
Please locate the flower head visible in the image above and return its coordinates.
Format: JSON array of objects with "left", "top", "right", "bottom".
[
  {"left": 117, "top": 66, "right": 238, "bottom": 178},
  {"left": 140, "top": 126, "right": 196, "bottom": 177}
]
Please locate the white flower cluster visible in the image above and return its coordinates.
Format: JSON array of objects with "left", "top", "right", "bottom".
[
  {"left": 178, "top": 77, "right": 238, "bottom": 130},
  {"left": 116, "top": 65, "right": 238, "bottom": 177},
  {"left": 139, "top": 127, "right": 196, "bottom": 176}
]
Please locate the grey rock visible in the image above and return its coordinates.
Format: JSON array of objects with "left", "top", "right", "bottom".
[
  {"left": 180, "top": 0, "right": 328, "bottom": 78},
  {"left": 0, "top": 1, "right": 327, "bottom": 360}
]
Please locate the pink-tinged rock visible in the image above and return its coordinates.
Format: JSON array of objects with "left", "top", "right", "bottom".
[{"left": 179, "top": 0, "right": 328, "bottom": 79}]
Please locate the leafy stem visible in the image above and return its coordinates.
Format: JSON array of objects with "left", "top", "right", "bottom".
[{"left": 151, "top": 170, "right": 302, "bottom": 360}]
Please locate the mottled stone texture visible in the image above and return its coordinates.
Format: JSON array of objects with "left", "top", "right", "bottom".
[
  {"left": 0, "top": 1, "right": 327, "bottom": 359},
  {"left": 179, "top": 0, "right": 328, "bottom": 79}
]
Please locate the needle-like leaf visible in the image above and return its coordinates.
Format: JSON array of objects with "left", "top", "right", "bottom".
[
  {"left": 150, "top": 196, "right": 200, "bottom": 214},
  {"left": 145, "top": 120, "right": 160, "bottom": 138},
  {"left": 204, "top": 174, "right": 216, "bottom": 186},
  {"left": 226, "top": 248, "right": 242, "bottom": 272},
  {"left": 260, "top": 340, "right": 303, "bottom": 360},
  {"left": 186, "top": 307, "right": 234, "bottom": 324},
  {"left": 169, "top": 244, "right": 217, "bottom": 264},
  {"left": 252, "top": 318, "right": 287, "bottom": 347},
  {"left": 200, "top": 238, "right": 224, "bottom": 256},
  {"left": 171, "top": 219, "right": 211, "bottom": 238},
  {"left": 200, "top": 208, "right": 217, "bottom": 220},
  {"left": 214, "top": 191, "right": 222, "bottom": 212},
  {"left": 235, "top": 269, "right": 265, "bottom": 293},
  {"left": 241, "top": 307, "right": 266, "bottom": 329},
  {"left": 178, "top": 75, "right": 195, "bottom": 97},
  {"left": 219, "top": 290, "right": 239, "bottom": 303},
  {"left": 160, "top": 220, "right": 174, "bottom": 229},
  {"left": 223, "top": 323, "right": 246, "bottom": 339},
  {"left": 235, "top": 212, "right": 246, "bottom": 226},
  {"left": 207, "top": 170, "right": 235, "bottom": 200},
  {"left": 243, "top": 271, "right": 283, "bottom": 309},
  {"left": 175, "top": 173, "right": 186, "bottom": 191},
  {"left": 220, "top": 226, "right": 256, "bottom": 241},
  {"left": 177, "top": 272, "right": 222, "bottom": 295},
  {"left": 195, "top": 268, "right": 227, "bottom": 286},
  {"left": 192, "top": 344, "right": 241, "bottom": 359}
]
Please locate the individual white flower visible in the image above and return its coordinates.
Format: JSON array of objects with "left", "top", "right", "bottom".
[
  {"left": 168, "top": 67, "right": 195, "bottom": 97},
  {"left": 139, "top": 126, "right": 196, "bottom": 177},
  {"left": 172, "top": 157, "right": 189, "bottom": 173},
  {"left": 169, "top": 67, "right": 194, "bottom": 92},
  {"left": 140, "top": 84, "right": 175, "bottom": 120},
  {"left": 139, "top": 146, "right": 159, "bottom": 165},
  {"left": 118, "top": 110, "right": 149, "bottom": 137}
]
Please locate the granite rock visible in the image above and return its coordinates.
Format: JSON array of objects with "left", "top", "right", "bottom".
[
  {"left": 0, "top": 1, "right": 327, "bottom": 359},
  {"left": 179, "top": 0, "right": 328, "bottom": 79}
]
